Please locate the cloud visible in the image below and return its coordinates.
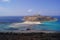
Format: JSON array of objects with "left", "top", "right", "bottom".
[
  {"left": 27, "top": 9, "right": 32, "bottom": 13},
  {"left": 0, "top": 7, "right": 60, "bottom": 16},
  {"left": 1, "top": 0, "right": 10, "bottom": 2}
]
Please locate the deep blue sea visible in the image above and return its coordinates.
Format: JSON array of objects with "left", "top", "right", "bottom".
[{"left": 0, "top": 16, "right": 60, "bottom": 32}]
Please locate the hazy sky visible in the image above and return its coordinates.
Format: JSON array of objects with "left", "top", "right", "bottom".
[{"left": 0, "top": 0, "right": 60, "bottom": 16}]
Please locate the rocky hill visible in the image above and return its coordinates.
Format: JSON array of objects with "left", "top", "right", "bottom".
[{"left": 24, "top": 15, "right": 57, "bottom": 22}]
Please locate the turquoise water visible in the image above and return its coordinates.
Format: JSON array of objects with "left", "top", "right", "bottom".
[
  {"left": 32, "top": 16, "right": 60, "bottom": 31},
  {"left": 32, "top": 22, "right": 60, "bottom": 31},
  {"left": 0, "top": 16, "right": 60, "bottom": 32}
]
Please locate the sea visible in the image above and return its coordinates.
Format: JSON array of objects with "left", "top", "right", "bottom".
[{"left": 0, "top": 16, "right": 60, "bottom": 32}]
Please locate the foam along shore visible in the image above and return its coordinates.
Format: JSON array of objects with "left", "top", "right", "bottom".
[
  {"left": 9, "top": 21, "right": 42, "bottom": 28},
  {"left": 23, "top": 21, "right": 41, "bottom": 24}
]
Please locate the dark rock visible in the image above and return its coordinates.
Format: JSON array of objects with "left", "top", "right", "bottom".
[{"left": 0, "top": 32, "right": 60, "bottom": 40}]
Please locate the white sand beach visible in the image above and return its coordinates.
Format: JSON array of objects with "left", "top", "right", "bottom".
[
  {"left": 9, "top": 21, "right": 42, "bottom": 28},
  {"left": 23, "top": 21, "right": 41, "bottom": 24}
]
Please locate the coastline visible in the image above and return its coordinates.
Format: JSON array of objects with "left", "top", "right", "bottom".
[
  {"left": 0, "top": 31, "right": 60, "bottom": 40},
  {"left": 9, "top": 21, "right": 42, "bottom": 28},
  {"left": 23, "top": 21, "right": 41, "bottom": 24}
]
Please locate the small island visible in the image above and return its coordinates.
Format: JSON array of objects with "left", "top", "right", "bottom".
[
  {"left": 9, "top": 14, "right": 57, "bottom": 28},
  {"left": 24, "top": 14, "right": 57, "bottom": 22}
]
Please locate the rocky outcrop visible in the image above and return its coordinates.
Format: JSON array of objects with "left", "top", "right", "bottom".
[
  {"left": 24, "top": 15, "right": 57, "bottom": 22},
  {"left": 0, "top": 32, "right": 60, "bottom": 40}
]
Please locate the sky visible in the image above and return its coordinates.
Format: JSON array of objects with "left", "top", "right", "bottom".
[{"left": 0, "top": 0, "right": 60, "bottom": 16}]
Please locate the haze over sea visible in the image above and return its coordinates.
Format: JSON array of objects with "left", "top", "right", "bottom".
[{"left": 0, "top": 16, "right": 60, "bottom": 32}]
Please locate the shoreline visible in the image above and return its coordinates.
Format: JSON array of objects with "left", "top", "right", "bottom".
[
  {"left": 0, "top": 31, "right": 60, "bottom": 40},
  {"left": 9, "top": 21, "right": 42, "bottom": 28}
]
